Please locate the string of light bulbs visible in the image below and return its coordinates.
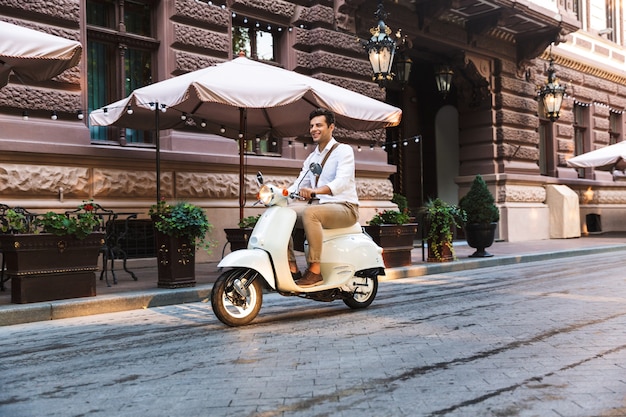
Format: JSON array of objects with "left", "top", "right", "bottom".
[
  {"left": 568, "top": 95, "right": 624, "bottom": 114},
  {"left": 194, "top": 0, "right": 306, "bottom": 31}
]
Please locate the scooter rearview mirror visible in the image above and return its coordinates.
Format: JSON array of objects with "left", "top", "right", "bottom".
[
  {"left": 309, "top": 163, "right": 322, "bottom": 176},
  {"left": 256, "top": 171, "right": 264, "bottom": 185}
]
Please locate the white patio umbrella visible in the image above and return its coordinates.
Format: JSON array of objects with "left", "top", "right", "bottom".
[
  {"left": 566, "top": 141, "right": 626, "bottom": 171},
  {"left": 89, "top": 56, "right": 402, "bottom": 219},
  {"left": 0, "top": 21, "right": 82, "bottom": 88}
]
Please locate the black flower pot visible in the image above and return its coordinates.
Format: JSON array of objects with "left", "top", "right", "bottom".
[{"left": 464, "top": 223, "right": 497, "bottom": 258}]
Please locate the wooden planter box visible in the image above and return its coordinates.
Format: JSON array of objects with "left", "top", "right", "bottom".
[
  {"left": 155, "top": 232, "right": 196, "bottom": 288},
  {"left": 364, "top": 223, "right": 418, "bottom": 268},
  {"left": 0, "top": 233, "right": 104, "bottom": 304},
  {"left": 224, "top": 228, "right": 253, "bottom": 251},
  {"left": 427, "top": 239, "right": 455, "bottom": 262}
]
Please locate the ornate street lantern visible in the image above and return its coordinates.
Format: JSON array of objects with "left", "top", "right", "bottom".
[
  {"left": 537, "top": 59, "right": 566, "bottom": 122},
  {"left": 363, "top": 0, "right": 397, "bottom": 87},
  {"left": 435, "top": 65, "right": 454, "bottom": 99}
]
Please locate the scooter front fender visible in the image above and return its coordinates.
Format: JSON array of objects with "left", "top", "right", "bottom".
[{"left": 217, "top": 249, "right": 277, "bottom": 289}]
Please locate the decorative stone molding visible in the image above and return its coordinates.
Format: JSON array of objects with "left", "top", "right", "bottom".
[
  {"left": 314, "top": 73, "right": 384, "bottom": 101},
  {"left": 0, "top": 164, "right": 89, "bottom": 197},
  {"left": 499, "top": 184, "right": 546, "bottom": 203},
  {"left": 297, "top": 4, "right": 335, "bottom": 28},
  {"left": 173, "top": 0, "right": 230, "bottom": 28},
  {"left": 175, "top": 52, "right": 223, "bottom": 73},
  {"left": 0, "top": 2, "right": 80, "bottom": 23},
  {"left": 295, "top": 51, "right": 371, "bottom": 78},
  {"left": 295, "top": 28, "right": 363, "bottom": 56},
  {"left": 0, "top": 86, "right": 81, "bottom": 112},
  {"left": 230, "top": 0, "right": 296, "bottom": 20},
  {"left": 333, "top": 127, "right": 382, "bottom": 143},
  {"left": 176, "top": 172, "right": 239, "bottom": 199},
  {"left": 577, "top": 188, "right": 626, "bottom": 205},
  {"left": 173, "top": 23, "right": 230, "bottom": 55},
  {"left": 356, "top": 178, "right": 393, "bottom": 201},
  {"left": 93, "top": 169, "right": 173, "bottom": 199}
]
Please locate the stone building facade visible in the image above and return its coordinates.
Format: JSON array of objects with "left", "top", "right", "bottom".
[{"left": 0, "top": 0, "right": 625, "bottom": 263}]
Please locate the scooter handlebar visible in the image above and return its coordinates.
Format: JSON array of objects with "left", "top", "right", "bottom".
[
  {"left": 289, "top": 191, "right": 316, "bottom": 201},
  {"left": 289, "top": 191, "right": 307, "bottom": 201}
]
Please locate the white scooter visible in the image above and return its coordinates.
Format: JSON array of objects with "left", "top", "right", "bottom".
[{"left": 211, "top": 164, "right": 385, "bottom": 327}]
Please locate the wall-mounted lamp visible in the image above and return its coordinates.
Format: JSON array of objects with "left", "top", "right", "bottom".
[
  {"left": 434, "top": 65, "right": 454, "bottom": 99},
  {"left": 363, "top": 0, "right": 396, "bottom": 87},
  {"left": 537, "top": 58, "right": 566, "bottom": 122}
]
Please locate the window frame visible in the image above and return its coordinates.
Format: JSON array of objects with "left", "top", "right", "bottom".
[
  {"left": 573, "top": 103, "right": 591, "bottom": 179},
  {"left": 86, "top": 0, "right": 160, "bottom": 146},
  {"left": 609, "top": 110, "right": 623, "bottom": 145},
  {"left": 231, "top": 16, "right": 282, "bottom": 63}
]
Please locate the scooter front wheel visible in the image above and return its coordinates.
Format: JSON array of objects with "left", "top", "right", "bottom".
[{"left": 211, "top": 268, "right": 263, "bottom": 327}]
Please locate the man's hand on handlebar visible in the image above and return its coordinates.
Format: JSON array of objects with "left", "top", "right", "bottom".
[{"left": 298, "top": 187, "right": 317, "bottom": 200}]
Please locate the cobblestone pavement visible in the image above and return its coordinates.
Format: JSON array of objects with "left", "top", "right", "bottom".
[
  {"left": 1, "top": 251, "right": 625, "bottom": 416},
  {"left": 2, "top": 233, "right": 626, "bottom": 326}
]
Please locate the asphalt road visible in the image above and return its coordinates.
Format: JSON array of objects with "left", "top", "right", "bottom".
[{"left": 1, "top": 252, "right": 625, "bottom": 417}]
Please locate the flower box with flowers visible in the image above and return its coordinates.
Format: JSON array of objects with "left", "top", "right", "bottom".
[
  {"left": 364, "top": 209, "right": 418, "bottom": 268},
  {"left": 0, "top": 201, "right": 105, "bottom": 304}
]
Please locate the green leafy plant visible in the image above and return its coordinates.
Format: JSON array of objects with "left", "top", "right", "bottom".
[
  {"left": 369, "top": 193, "right": 412, "bottom": 226},
  {"left": 34, "top": 201, "right": 100, "bottom": 239},
  {"left": 0, "top": 209, "right": 29, "bottom": 234},
  {"left": 368, "top": 209, "right": 411, "bottom": 226},
  {"left": 238, "top": 214, "right": 261, "bottom": 229},
  {"left": 459, "top": 175, "right": 499, "bottom": 224},
  {"left": 392, "top": 193, "right": 409, "bottom": 213},
  {"left": 149, "top": 199, "right": 213, "bottom": 252},
  {"left": 421, "top": 198, "right": 466, "bottom": 261}
]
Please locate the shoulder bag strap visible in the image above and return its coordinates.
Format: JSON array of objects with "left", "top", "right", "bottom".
[{"left": 315, "top": 142, "right": 340, "bottom": 186}]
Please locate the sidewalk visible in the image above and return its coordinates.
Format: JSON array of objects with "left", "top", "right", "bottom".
[{"left": 2, "top": 233, "right": 625, "bottom": 326}]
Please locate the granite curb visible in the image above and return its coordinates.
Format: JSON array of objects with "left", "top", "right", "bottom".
[{"left": 2, "top": 243, "right": 625, "bottom": 326}]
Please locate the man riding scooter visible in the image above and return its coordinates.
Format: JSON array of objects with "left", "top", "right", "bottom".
[{"left": 287, "top": 108, "right": 360, "bottom": 288}]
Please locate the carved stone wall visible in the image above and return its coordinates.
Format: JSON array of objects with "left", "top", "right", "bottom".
[
  {"left": 92, "top": 169, "right": 173, "bottom": 199},
  {"left": 0, "top": 164, "right": 89, "bottom": 198},
  {"left": 499, "top": 184, "right": 547, "bottom": 203}
]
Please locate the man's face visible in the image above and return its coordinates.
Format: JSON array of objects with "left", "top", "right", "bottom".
[{"left": 309, "top": 115, "right": 334, "bottom": 145}]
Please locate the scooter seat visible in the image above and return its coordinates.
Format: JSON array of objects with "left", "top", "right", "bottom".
[{"left": 322, "top": 222, "right": 362, "bottom": 239}]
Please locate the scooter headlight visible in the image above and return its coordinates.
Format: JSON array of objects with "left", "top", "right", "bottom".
[{"left": 258, "top": 184, "right": 275, "bottom": 206}]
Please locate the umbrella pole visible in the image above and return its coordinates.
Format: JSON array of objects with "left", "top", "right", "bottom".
[
  {"left": 155, "top": 103, "right": 161, "bottom": 204},
  {"left": 239, "top": 108, "right": 246, "bottom": 222}
]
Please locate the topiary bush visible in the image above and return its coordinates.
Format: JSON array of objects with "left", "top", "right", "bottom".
[{"left": 459, "top": 175, "right": 499, "bottom": 224}]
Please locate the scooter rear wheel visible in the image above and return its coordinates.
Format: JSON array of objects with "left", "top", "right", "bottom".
[
  {"left": 343, "top": 273, "right": 378, "bottom": 309},
  {"left": 211, "top": 268, "right": 263, "bottom": 327}
]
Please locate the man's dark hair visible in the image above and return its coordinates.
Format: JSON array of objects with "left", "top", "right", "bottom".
[{"left": 309, "top": 108, "right": 335, "bottom": 126}]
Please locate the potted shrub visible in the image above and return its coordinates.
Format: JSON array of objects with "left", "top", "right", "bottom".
[
  {"left": 364, "top": 201, "right": 418, "bottom": 268},
  {"left": 421, "top": 198, "right": 466, "bottom": 262},
  {"left": 459, "top": 175, "right": 500, "bottom": 257},
  {"left": 0, "top": 201, "right": 105, "bottom": 304},
  {"left": 149, "top": 200, "right": 213, "bottom": 288},
  {"left": 224, "top": 214, "right": 260, "bottom": 252}
]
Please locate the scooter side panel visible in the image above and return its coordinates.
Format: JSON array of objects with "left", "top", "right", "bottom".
[
  {"left": 217, "top": 249, "right": 277, "bottom": 289},
  {"left": 300, "top": 233, "right": 384, "bottom": 288}
]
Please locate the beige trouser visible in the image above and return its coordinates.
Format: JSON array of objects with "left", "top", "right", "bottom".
[{"left": 288, "top": 202, "right": 359, "bottom": 265}]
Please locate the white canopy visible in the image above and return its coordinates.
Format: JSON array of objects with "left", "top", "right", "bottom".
[
  {"left": 566, "top": 141, "right": 626, "bottom": 171},
  {"left": 89, "top": 56, "right": 402, "bottom": 138},
  {"left": 90, "top": 56, "right": 402, "bottom": 217},
  {"left": 0, "top": 21, "right": 82, "bottom": 88}
]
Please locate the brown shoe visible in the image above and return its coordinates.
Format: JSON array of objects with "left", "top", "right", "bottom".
[{"left": 296, "top": 270, "right": 323, "bottom": 288}]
